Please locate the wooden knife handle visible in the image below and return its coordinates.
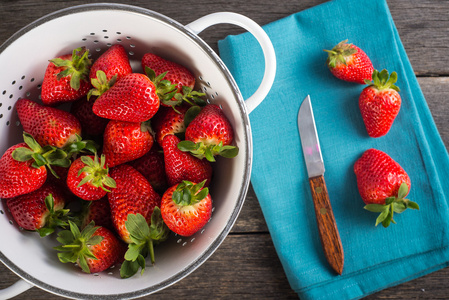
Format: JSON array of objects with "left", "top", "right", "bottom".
[{"left": 309, "top": 175, "right": 344, "bottom": 275}]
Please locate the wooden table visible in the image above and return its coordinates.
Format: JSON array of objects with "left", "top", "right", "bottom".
[{"left": 0, "top": 0, "right": 448, "bottom": 299}]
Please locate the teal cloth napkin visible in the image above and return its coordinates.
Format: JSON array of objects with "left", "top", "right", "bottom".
[{"left": 218, "top": 0, "right": 449, "bottom": 299}]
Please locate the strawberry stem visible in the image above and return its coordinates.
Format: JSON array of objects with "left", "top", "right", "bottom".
[{"left": 364, "top": 182, "right": 418, "bottom": 228}]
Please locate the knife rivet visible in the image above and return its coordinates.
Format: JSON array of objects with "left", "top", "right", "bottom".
[
  {"left": 315, "top": 187, "right": 323, "bottom": 194},
  {"left": 320, "top": 208, "right": 327, "bottom": 215}
]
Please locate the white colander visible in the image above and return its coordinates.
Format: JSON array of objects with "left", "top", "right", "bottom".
[{"left": 0, "top": 3, "right": 275, "bottom": 299}]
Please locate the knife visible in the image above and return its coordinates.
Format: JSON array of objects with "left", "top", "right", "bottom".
[{"left": 297, "top": 95, "right": 344, "bottom": 275}]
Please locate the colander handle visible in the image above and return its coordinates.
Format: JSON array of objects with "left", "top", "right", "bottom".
[
  {"left": 0, "top": 278, "right": 33, "bottom": 299},
  {"left": 186, "top": 12, "right": 276, "bottom": 114}
]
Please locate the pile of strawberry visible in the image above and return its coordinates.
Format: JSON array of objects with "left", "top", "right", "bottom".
[
  {"left": 0, "top": 44, "right": 238, "bottom": 278},
  {"left": 325, "top": 40, "right": 419, "bottom": 227}
]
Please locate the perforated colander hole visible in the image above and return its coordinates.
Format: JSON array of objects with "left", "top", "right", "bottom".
[
  {"left": 128, "top": 51, "right": 134, "bottom": 56},
  {"left": 96, "top": 48, "right": 102, "bottom": 52},
  {"left": 104, "top": 36, "right": 109, "bottom": 39},
  {"left": 210, "top": 94, "right": 215, "bottom": 99},
  {"left": 90, "top": 33, "right": 95, "bottom": 36},
  {"left": 7, "top": 106, "right": 11, "bottom": 110},
  {"left": 21, "top": 75, "right": 25, "bottom": 80},
  {"left": 116, "top": 32, "right": 121, "bottom": 35},
  {"left": 116, "top": 39, "right": 122, "bottom": 42},
  {"left": 15, "top": 121, "right": 20, "bottom": 126},
  {"left": 2, "top": 90, "right": 6, "bottom": 95},
  {"left": 9, "top": 220, "right": 13, "bottom": 225},
  {"left": 94, "top": 40, "right": 99, "bottom": 44},
  {"left": 0, "top": 210, "right": 4, "bottom": 214},
  {"left": 6, "top": 121, "right": 10, "bottom": 126},
  {"left": 19, "top": 86, "right": 23, "bottom": 90},
  {"left": 26, "top": 92, "right": 31, "bottom": 97},
  {"left": 11, "top": 80, "right": 16, "bottom": 85},
  {"left": 130, "top": 44, "right": 135, "bottom": 48},
  {"left": 182, "top": 242, "right": 187, "bottom": 246},
  {"left": 201, "top": 229, "right": 205, "bottom": 234},
  {"left": 203, "top": 87, "right": 207, "bottom": 92},
  {"left": 126, "top": 36, "right": 131, "bottom": 40},
  {"left": 107, "top": 43, "right": 112, "bottom": 47},
  {"left": 0, "top": 114, "right": 3, "bottom": 119},
  {"left": 8, "top": 94, "right": 13, "bottom": 99},
  {"left": 30, "top": 78, "right": 35, "bottom": 82},
  {"left": 93, "top": 273, "right": 99, "bottom": 276},
  {"left": 191, "top": 238, "right": 195, "bottom": 242}
]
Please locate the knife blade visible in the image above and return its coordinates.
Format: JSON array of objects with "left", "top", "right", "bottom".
[{"left": 297, "top": 95, "right": 344, "bottom": 275}]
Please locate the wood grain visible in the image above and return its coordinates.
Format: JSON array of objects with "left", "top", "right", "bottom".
[
  {"left": 0, "top": 0, "right": 448, "bottom": 299},
  {"left": 309, "top": 175, "right": 344, "bottom": 275}
]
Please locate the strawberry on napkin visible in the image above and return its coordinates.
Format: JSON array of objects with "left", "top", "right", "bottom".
[{"left": 218, "top": 0, "right": 449, "bottom": 299}]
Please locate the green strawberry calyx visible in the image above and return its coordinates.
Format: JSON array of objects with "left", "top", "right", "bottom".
[
  {"left": 50, "top": 47, "right": 92, "bottom": 91},
  {"left": 177, "top": 139, "right": 239, "bottom": 162},
  {"left": 63, "top": 134, "right": 99, "bottom": 158},
  {"left": 364, "top": 182, "right": 419, "bottom": 228},
  {"left": 77, "top": 154, "right": 116, "bottom": 192},
  {"left": 364, "top": 69, "right": 400, "bottom": 92},
  {"left": 12, "top": 132, "right": 71, "bottom": 178},
  {"left": 172, "top": 180, "right": 209, "bottom": 206},
  {"left": 144, "top": 66, "right": 178, "bottom": 103},
  {"left": 324, "top": 40, "right": 358, "bottom": 68},
  {"left": 171, "top": 86, "right": 207, "bottom": 108},
  {"left": 54, "top": 220, "right": 103, "bottom": 273},
  {"left": 120, "top": 209, "right": 169, "bottom": 279},
  {"left": 37, "top": 193, "right": 71, "bottom": 237},
  {"left": 87, "top": 70, "right": 118, "bottom": 100}
]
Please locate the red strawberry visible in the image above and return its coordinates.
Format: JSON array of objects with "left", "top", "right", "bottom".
[
  {"left": 16, "top": 98, "right": 81, "bottom": 148},
  {"left": 55, "top": 221, "right": 124, "bottom": 273},
  {"left": 108, "top": 164, "right": 161, "bottom": 243},
  {"left": 354, "top": 148, "right": 418, "bottom": 227},
  {"left": 359, "top": 69, "right": 401, "bottom": 138},
  {"left": 78, "top": 197, "right": 114, "bottom": 230},
  {"left": 128, "top": 144, "right": 168, "bottom": 194},
  {"left": 102, "top": 120, "right": 154, "bottom": 168},
  {"left": 324, "top": 40, "right": 374, "bottom": 84},
  {"left": 92, "top": 72, "right": 175, "bottom": 122},
  {"left": 161, "top": 180, "right": 212, "bottom": 236},
  {"left": 162, "top": 135, "right": 212, "bottom": 186},
  {"left": 66, "top": 154, "right": 116, "bottom": 201},
  {"left": 178, "top": 104, "right": 238, "bottom": 162},
  {"left": 141, "top": 53, "right": 206, "bottom": 108},
  {"left": 0, "top": 142, "right": 47, "bottom": 198},
  {"left": 6, "top": 181, "right": 69, "bottom": 236},
  {"left": 151, "top": 104, "right": 190, "bottom": 146},
  {"left": 89, "top": 44, "right": 132, "bottom": 82},
  {"left": 142, "top": 53, "right": 195, "bottom": 93},
  {"left": 41, "top": 47, "right": 92, "bottom": 105},
  {"left": 70, "top": 96, "right": 109, "bottom": 137}
]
